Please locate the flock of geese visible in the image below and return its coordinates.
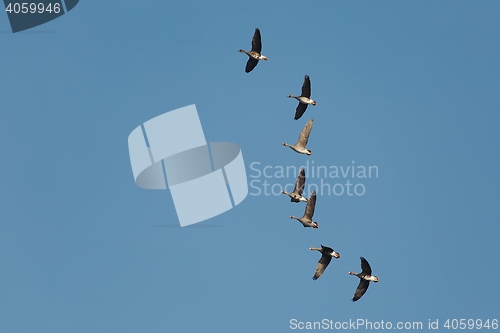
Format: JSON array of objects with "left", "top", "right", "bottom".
[{"left": 239, "top": 28, "right": 379, "bottom": 302}]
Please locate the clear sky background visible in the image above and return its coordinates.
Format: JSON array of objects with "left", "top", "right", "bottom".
[{"left": 1, "top": 1, "right": 499, "bottom": 332}]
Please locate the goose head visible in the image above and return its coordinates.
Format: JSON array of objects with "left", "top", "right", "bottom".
[
  {"left": 311, "top": 100, "right": 317, "bottom": 106},
  {"left": 287, "top": 94, "right": 296, "bottom": 99},
  {"left": 259, "top": 55, "right": 268, "bottom": 60},
  {"left": 312, "top": 222, "right": 318, "bottom": 228},
  {"left": 306, "top": 149, "right": 312, "bottom": 155},
  {"left": 282, "top": 142, "right": 291, "bottom": 147},
  {"left": 371, "top": 276, "right": 379, "bottom": 283},
  {"left": 331, "top": 251, "right": 340, "bottom": 259}
]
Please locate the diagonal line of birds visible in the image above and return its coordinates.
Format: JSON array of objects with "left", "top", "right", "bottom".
[{"left": 239, "top": 28, "right": 379, "bottom": 302}]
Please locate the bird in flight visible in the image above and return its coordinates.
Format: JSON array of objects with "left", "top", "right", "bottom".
[
  {"left": 309, "top": 245, "right": 340, "bottom": 280},
  {"left": 282, "top": 168, "right": 308, "bottom": 203},
  {"left": 289, "top": 190, "right": 318, "bottom": 228},
  {"left": 283, "top": 118, "right": 314, "bottom": 155},
  {"left": 288, "top": 75, "right": 317, "bottom": 120},
  {"left": 238, "top": 28, "right": 268, "bottom": 73},
  {"left": 348, "top": 257, "right": 379, "bottom": 301}
]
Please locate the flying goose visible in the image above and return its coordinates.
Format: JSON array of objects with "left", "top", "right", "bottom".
[
  {"left": 238, "top": 28, "right": 268, "bottom": 73},
  {"left": 349, "top": 257, "right": 379, "bottom": 302},
  {"left": 288, "top": 75, "right": 317, "bottom": 120},
  {"left": 283, "top": 118, "right": 314, "bottom": 155},
  {"left": 289, "top": 190, "right": 318, "bottom": 228},
  {"left": 282, "top": 168, "right": 308, "bottom": 202},
  {"left": 309, "top": 245, "right": 340, "bottom": 280}
]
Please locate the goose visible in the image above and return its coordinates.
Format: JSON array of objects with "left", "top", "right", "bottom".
[
  {"left": 282, "top": 168, "right": 308, "bottom": 202},
  {"left": 288, "top": 75, "right": 317, "bottom": 120},
  {"left": 309, "top": 245, "right": 340, "bottom": 280},
  {"left": 349, "top": 257, "right": 379, "bottom": 302},
  {"left": 289, "top": 190, "right": 318, "bottom": 228},
  {"left": 238, "top": 28, "right": 268, "bottom": 73},
  {"left": 283, "top": 118, "right": 314, "bottom": 155}
]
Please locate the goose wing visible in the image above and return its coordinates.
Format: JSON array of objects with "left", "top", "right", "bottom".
[
  {"left": 301, "top": 75, "right": 312, "bottom": 98},
  {"left": 360, "top": 257, "right": 372, "bottom": 275},
  {"left": 294, "top": 168, "right": 306, "bottom": 195},
  {"left": 296, "top": 118, "right": 314, "bottom": 148},
  {"left": 245, "top": 58, "right": 259, "bottom": 73},
  {"left": 321, "top": 245, "right": 334, "bottom": 253},
  {"left": 294, "top": 102, "right": 308, "bottom": 120},
  {"left": 312, "top": 252, "right": 332, "bottom": 280},
  {"left": 304, "top": 191, "right": 316, "bottom": 219},
  {"left": 251, "top": 28, "right": 262, "bottom": 53},
  {"left": 352, "top": 279, "right": 369, "bottom": 302}
]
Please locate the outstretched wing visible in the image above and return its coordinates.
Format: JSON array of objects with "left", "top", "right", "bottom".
[
  {"left": 251, "top": 28, "right": 262, "bottom": 53},
  {"left": 360, "top": 257, "right": 372, "bottom": 275},
  {"left": 312, "top": 254, "right": 332, "bottom": 280},
  {"left": 304, "top": 191, "right": 316, "bottom": 219},
  {"left": 352, "top": 279, "right": 369, "bottom": 302},
  {"left": 294, "top": 168, "right": 306, "bottom": 195},
  {"left": 245, "top": 58, "right": 259, "bottom": 73},
  {"left": 297, "top": 118, "right": 314, "bottom": 147},
  {"left": 294, "top": 102, "right": 308, "bottom": 120},
  {"left": 301, "top": 75, "right": 311, "bottom": 98},
  {"left": 321, "top": 245, "right": 334, "bottom": 253}
]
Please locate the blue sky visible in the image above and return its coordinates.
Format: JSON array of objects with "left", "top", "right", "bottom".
[{"left": 1, "top": 1, "right": 499, "bottom": 332}]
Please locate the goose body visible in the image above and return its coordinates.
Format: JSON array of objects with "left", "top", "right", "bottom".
[
  {"left": 238, "top": 28, "right": 267, "bottom": 73},
  {"left": 289, "top": 190, "right": 318, "bottom": 228},
  {"left": 282, "top": 168, "right": 308, "bottom": 202},
  {"left": 283, "top": 118, "right": 314, "bottom": 155},
  {"left": 348, "top": 257, "right": 379, "bottom": 302},
  {"left": 288, "top": 75, "right": 317, "bottom": 120},
  {"left": 310, "top": 245, "right": 340, "bottom": 280}
]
